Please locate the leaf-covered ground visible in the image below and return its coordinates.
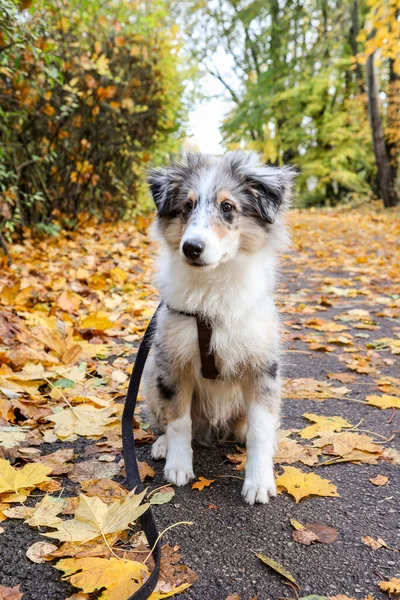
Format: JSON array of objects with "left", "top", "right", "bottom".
[{"left": 0, "top": 208, "right": 399, "bottom": 600}]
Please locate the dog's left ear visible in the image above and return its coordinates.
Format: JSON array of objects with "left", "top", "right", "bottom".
[{"left": 246, "top": 165, "right": 295, "bottom": 224}]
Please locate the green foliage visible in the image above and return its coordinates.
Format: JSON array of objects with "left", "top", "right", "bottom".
[
  {"left": 0, "top": 0, "right": 186, "bottom": 240},
  {"left": 184, "top": 0, "right": 378, "bottom": 206}
]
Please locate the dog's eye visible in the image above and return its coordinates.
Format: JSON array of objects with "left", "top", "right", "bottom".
[
  {"left": 183, "top": 200, "right": 194, "bottom": 216},
  {"left": 221, "top": 201, "right": 234, "bottom": 213}
]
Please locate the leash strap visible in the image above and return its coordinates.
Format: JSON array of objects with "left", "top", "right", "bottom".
[{"left": 122, "top": 304, "right": 161, "bottom": 600}]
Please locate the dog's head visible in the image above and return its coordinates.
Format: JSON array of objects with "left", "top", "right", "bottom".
[{"left": 148, "top": 151, "right": 294, "bottom": 269}]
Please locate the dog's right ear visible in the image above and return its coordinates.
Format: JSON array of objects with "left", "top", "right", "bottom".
[{"left": 147, "top": 168, "right": 182, "bottom": 217}]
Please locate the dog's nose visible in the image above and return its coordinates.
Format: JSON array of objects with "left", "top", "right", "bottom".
[{"left": 182, "top": 239, "right": 205, "bottom": 260}]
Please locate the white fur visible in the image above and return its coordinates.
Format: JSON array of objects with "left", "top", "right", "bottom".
[
  {"left": 242, "top": 406, "right": 278, "bottom": 504},
  {"left": 164, "top": 408, "right": 194, "bottom": 486}
]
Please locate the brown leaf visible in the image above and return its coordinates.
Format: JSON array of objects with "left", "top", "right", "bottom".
[
  {"left": 292, "top": 529, "right": 319, "bottom": 545},
  {"left": 26, "top": 541, "right": 58, "bottom": 564},
  {"left": 305, "top": 522, "right": 338, "bottom": 544},
  {"left": 369, "top": 474, "right": 389, "bottom": 486},
  {"left": 327, "top": 372, "right": 356, "bottom": 383},
  {"left": 33, "top": 448, "right": 74, "bottom": 475},
  {"left": 361, "top": 535, "right": 387, "bottom": 550},
  {"left": 69, "top": 460, "right": 120, "bottom": 483},
  {"left": 80, "top": 478, "right": 128, "bottom": 504},
  {"left": 0, "top": 585, "right": 23, "bottom": 600},
  {"left": 138, "top": 461, "right": 155, "bottom": 481}
]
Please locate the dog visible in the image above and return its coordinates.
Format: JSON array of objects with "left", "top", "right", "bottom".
[{"left": 143, "top": 151, "right": 294, "bottom": 504}]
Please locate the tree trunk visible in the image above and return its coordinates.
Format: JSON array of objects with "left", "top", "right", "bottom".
[{"left": 366, "top": 50, "right": 399, "bottom": 207}]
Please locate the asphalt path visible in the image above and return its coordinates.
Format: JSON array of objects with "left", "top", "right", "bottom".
[{"left": 1, "top": 263, "right": 399, "bottom": 600}]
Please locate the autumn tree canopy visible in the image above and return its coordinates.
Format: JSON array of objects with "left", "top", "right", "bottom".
[
  {"left": 0, "top": 0, "right": 186, "bottom": 240},
  {"left": 182, "top": 0, "right": 399, "bottom": 207}
]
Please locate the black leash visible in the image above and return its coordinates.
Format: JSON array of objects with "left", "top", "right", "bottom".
[
  {"left": 122, "top": 301, "right": 217, "bottom": 598},
  {"left": 122, "top": 304, "right": 162, "bottom": 600}
]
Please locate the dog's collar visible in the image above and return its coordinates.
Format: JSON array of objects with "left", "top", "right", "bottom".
[{"left": 166, "top": 304, "right": 219, "bottom": 380}]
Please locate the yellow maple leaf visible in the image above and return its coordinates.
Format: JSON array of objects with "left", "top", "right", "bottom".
[
  {"left": 26, "top": 495, "right": 67, "bottom": 528},
  {"left": 0, "top": 459, "right": 52, "bottom": 502},
  {"left": 378, "top": 577, "right": 400, "bottom": 595},
  {"left": 44, "top": 491, "right": 149, "bottom": 543},
  {"left": 275, "top": 466, "right": 339, "bottom": 502},
  {"left": 192, "top": 477, "right": 215, "bottom": 491},
  {"left": 56, "top": 556, "right": 149, "bottom": 600},
  {"left": 365, "top": 394, "right": 400, "bottom": 409},
  {"left": 46, "top": 404, "right": 119, "bottom": 439},
  {"left": 299, "top": 413, "right": 353, "bottom": 439},
  {"left": 80, "top": 311, "right": 115, "bottom": 331}
]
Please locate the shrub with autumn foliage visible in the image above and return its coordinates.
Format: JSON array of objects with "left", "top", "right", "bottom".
[{"left": 0, "top": 0, "right": 185, "bottom": 242}]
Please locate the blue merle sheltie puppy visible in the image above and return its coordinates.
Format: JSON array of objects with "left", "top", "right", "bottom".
[{"left": 143, "top": 151, "right": 294, "bottom": 504}]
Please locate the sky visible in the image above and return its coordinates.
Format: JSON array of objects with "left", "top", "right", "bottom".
[{"left": 186, "top": 49, "right": 234, "bottom": 155}]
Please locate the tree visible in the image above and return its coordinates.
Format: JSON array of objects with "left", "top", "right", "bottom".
[
  {"left": 359, "top": 0, "right": 399, "bottom": 207},
  {"left": 0, "top": 0, "right": 187, "bottom": 244},
  {"left": 182, "top": 0, "right": 376, "bottom": 206}
]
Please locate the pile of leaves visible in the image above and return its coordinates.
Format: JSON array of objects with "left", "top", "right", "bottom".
[{"left": 0, "top": 216, "right": 198, "bottom": 598}]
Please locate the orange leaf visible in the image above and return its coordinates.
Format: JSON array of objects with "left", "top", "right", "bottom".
[{"left": 192, "top": 477, "right": 215, "bottom": 491}]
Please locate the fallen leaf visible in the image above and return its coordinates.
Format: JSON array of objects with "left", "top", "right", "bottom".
[
  {"left": 26, "top": 541, "right": 58, "bottom": 563},
  {"left": 362, "top": 535, "right": 388, "bottom": 550},
  {"left": 80, "top": 312, "right": 115, "bottom": 331},
  {"left": 56, "top": 556, "right": 149, "bottom": 599},
  {"left": 192, "top": 477, "right": 215, "bottom": 491},
  {"left": 25, "top": 495, "right": 67, "bottom": 527},
  {"left": 292, "top": 529, "right": 319, "bottom": 545},
  {"left": 226, "top": 447, "right": 247, "bottom": 470},
  {"left": 148, "top": 583, "right": 192, "bottom": 599},
  {"left": 69, "top": 460, "right": 120, "bottom": 483},
  {"left": 33, "top": 448, "right": 74, "bottom": 475},
  {"left": 46, "top": 405, "right": 118, "bottom": 439},
  {"left": 80, "top": 479, "right": 128, "bottom": 504},
  {"left": 0, "top": 458, "right": 52, "bottom": 502},
  {"left": 0, "top": 585, "right": 23, "bottom": 600},
  {"left": 254, "top": 552, "right": 297, "bottom": 586},
  {"left": 289, "top": 517, "right": 305, "bottom": 531},
  {"left": 327, "top": 373, "right": 356, "bottom": 383},
  {"left": 138, "top": 461, "right": 155, "bottom": 481},
  {"left": 276, "top": 466, "right": 339, "bottom": 502},
  {"left": 0, "top": 502, "right": 10, "bottom": 523},
  {"left": 369, "top": 474, "right": 389, "bottom": 486},
  {"left": 378, "top": 577, "right": 400, "bottom": 594},
  {"left": 43, "top": 491, "right": 149, "bottom": 543},
  {"left": 150, "top": 490, "right": 175, "bottom": 505},
  {"left": 0, "top": 427, "right": 27, "bottom": 449},
  {"left": 304, "top": 522, "right": 338, "bottom": 544},
  {"left": 299, "top": 414, "right": 353, "bottom": 439},
  {"left": 365, "top": 395, "right": 400, "bottom": 409},
  {"left": 275, "top": 438, "right": 320, "bottom": 466}
]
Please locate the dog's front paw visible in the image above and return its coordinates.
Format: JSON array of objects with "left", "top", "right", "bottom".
[
  {"left": 164, "top": 464, "right": 194, "bottom": 486},
  {"left": 242, "top": 469, "right": 277, "bottom": 505},
  {"left": 151, "top": 434, "right": 167, "bottom": 460}
]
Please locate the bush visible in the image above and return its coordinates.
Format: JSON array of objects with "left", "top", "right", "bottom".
[{"left": 0, "top": 0, "right": 185, "bottom": 240}]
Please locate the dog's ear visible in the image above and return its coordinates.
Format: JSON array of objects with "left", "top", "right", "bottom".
[
  {"left": 245, "top": 165, "right": 295, "bottom": 224},
  {"left": 147, "top": 168, "right": 182, "bottom": 217}
]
